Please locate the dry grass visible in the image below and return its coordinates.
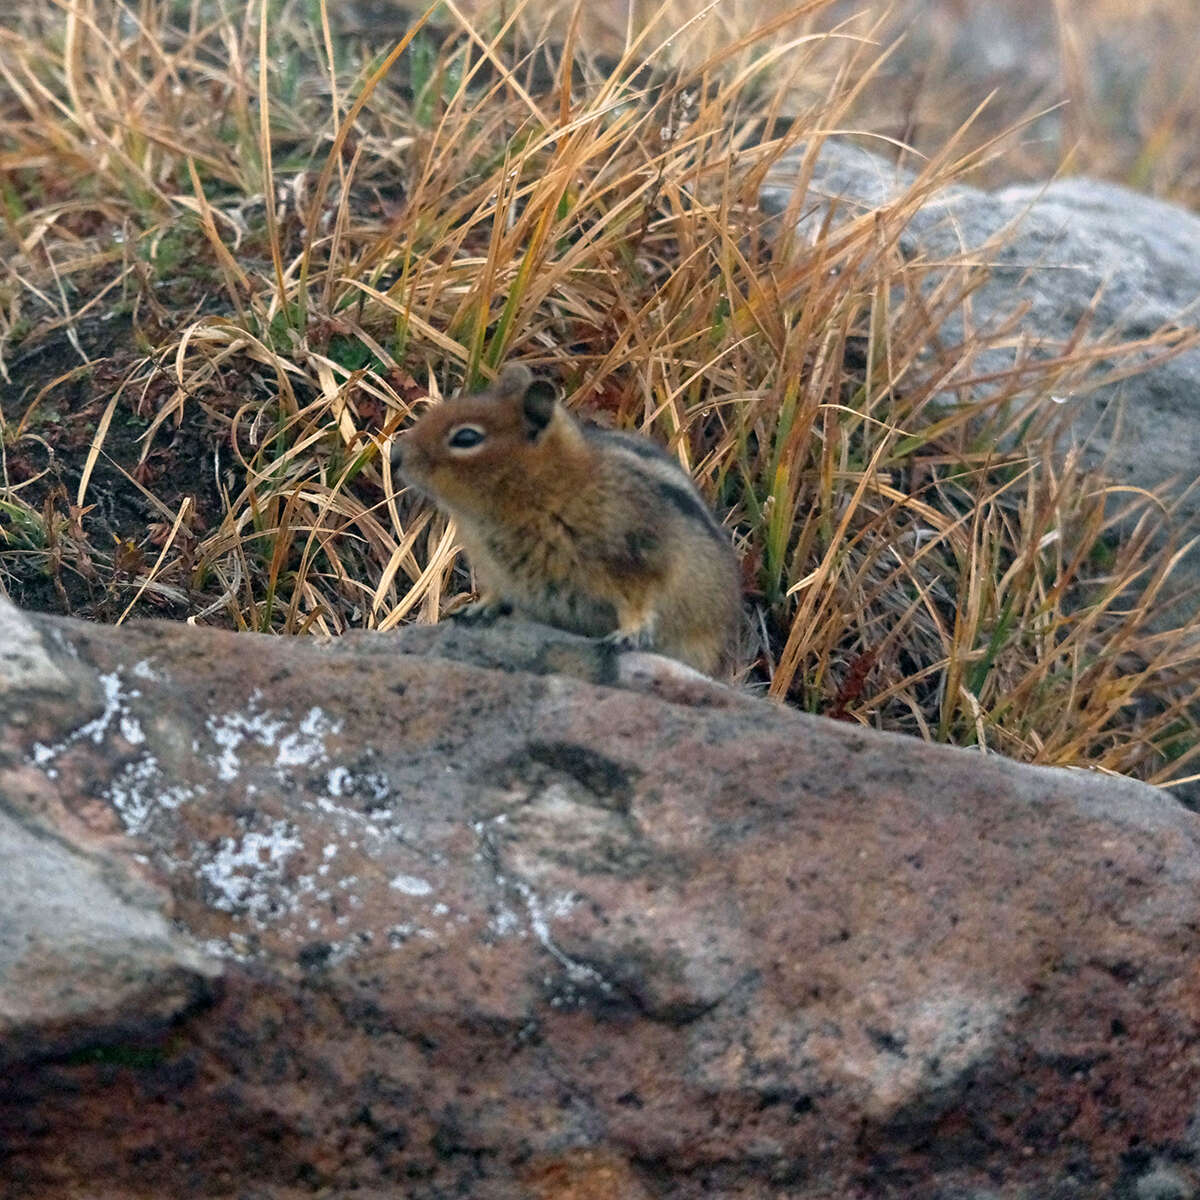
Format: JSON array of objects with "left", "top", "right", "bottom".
[
  {"left": 460, "top": 0, "right": 1200, "bottom": 204},
  {"left": 0, "top": 0, "right": 1197, "bottom": 791}
]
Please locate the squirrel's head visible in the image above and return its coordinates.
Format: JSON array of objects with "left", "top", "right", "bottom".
[{"left": 392, "top": 364, "right": 564, "bottom": 517}]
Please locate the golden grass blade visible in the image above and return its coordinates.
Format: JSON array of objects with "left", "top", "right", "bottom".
[
  {"left": 75, "top": 369, "right": 133, "bottom": 508},
  {"left": 183, "top": 157, "right": 250, "bottom": 324},
  {"left": 442, "top": 0, "right": 551, "bottom": 130},
  {"left": 377, "top": 520, "right": 460, "bottom": 631},
  {"left": 115, "top": 496, "right": 191, "bottom": 625}
]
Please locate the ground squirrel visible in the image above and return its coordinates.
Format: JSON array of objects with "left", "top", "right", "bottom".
[{"left": 392, "top": 364, "right": 742, "bottom": 678}]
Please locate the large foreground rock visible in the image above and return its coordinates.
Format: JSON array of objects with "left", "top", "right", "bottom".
[{"left": 1, "top": 597, "right": 1199, "bottom": 1198}]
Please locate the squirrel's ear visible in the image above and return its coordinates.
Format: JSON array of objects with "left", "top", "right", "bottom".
[
  {"left": 495, "top": 363, "right": 533, "bottom": 399},
  {"left": 521, "top": 379, "right": 558, "bottom": 437}
]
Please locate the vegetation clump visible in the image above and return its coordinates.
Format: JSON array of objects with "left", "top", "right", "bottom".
[{"left": 1, "top": 0, "right": 1196, "bottom": 790}]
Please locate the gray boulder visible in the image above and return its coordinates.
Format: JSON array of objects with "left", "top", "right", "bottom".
[{"left": 762, "top": 142, "right": 1200, "bottom": 587}]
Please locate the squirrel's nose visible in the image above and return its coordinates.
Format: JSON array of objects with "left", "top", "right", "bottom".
[{"left": 390, "top": 433, "right": 407, "bottom": 468}]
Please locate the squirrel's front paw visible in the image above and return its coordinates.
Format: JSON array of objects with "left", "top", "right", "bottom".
[
  {"left": 601, "top": 625, "right": 656, "bottom": 654},
  {"left": 452, "top": 599, "right": 513, "bottom": 626}
]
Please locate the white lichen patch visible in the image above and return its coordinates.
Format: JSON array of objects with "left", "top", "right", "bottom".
[
  {"left": 24, "top": 661, "right": 209, "bottom": 838},
  {"left": 488, "top": 904, "right": 524, "bottom": 937},
  {"left": 473, "top": 819, "right": 589, "bottom": 983},
  {"left": 326, "top": 765, "right": 352, "bottom": 796},
  {"left": 81, "top": 671, "right": 137, "bottom": 744},
  {"left": 479, "top": 823, "right": 610, "bottom": 1004},
  {"left": 297, "top": 768, "right": 406, "bottom": 853},
  {"left": 324, "top": 766, "right": 393, "bottom": 807},
  {"left": 119, "top": 712, "right": 145, "bottom": 745},
  {"left": 196, "top": 820, "right": 304, "bottom": 925},
  {"left": 276, "top": 707, "right": 342, "bottom": 768},
  {"left": 107, "top": 754, "right": 198, "bottom": 835},
  {"left": 201, "top": 694, "right": 343, "bottom": 783},
  {"left": 31, "top": 667, "right": 145, "bottom": 766},
  {"left": 387, "top": 923, "right": 436, "bottom": 946},
  {"left": 23, "top": 659, "right": 441, "bottom": 967},
  {"left": 513, "top": 881, "right": 596, "bottom": 983},
  {"left": 390, "top": 874, "right": 433, "bottom": 896},
  {"left": 205, "top": 694, "right": 287, "bottom": 782},
  {"left": 545, "top": 892, "right": 579, "bottom": 920}
]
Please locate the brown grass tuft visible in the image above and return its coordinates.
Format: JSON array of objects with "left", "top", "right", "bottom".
[{"left": 1, "top": 0, "right": 1197, "bottom": 790}]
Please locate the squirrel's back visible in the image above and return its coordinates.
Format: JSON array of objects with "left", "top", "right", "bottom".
[{"left": 394, "top": 365, "right": 742, "bottom": 678}]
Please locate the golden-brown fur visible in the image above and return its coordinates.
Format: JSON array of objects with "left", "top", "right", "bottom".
[{"left": 393, "top": 364, "right": 742, "bottom": 678}]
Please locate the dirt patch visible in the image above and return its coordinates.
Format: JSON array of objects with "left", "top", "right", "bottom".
[{"left": 1, "top": 316, "right": 226, "bottom": 622}]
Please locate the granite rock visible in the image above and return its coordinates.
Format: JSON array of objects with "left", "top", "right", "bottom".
[
  {"left": 762, "top": 141, "right": 1200, "bottom": 595},
  {"left": 1, "top": 597, "right": 1198, "bottom": 1198}
]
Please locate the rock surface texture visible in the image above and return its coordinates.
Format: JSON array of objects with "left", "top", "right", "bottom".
[
  {"left": 1, "top": 596, "right": 1199, "bottom": 1199},
  {"left": 763, "top": 141, "right": 1200, "bottom": 593}
]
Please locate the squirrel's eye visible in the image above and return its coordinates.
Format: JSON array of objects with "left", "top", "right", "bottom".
[{"left": 447, "top": 425, "right": 486, "bottom": 450}]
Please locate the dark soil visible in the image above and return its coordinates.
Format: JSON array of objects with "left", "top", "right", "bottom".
[{"left": 1, "top": 316, "right": 226, "bottom": 622}]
